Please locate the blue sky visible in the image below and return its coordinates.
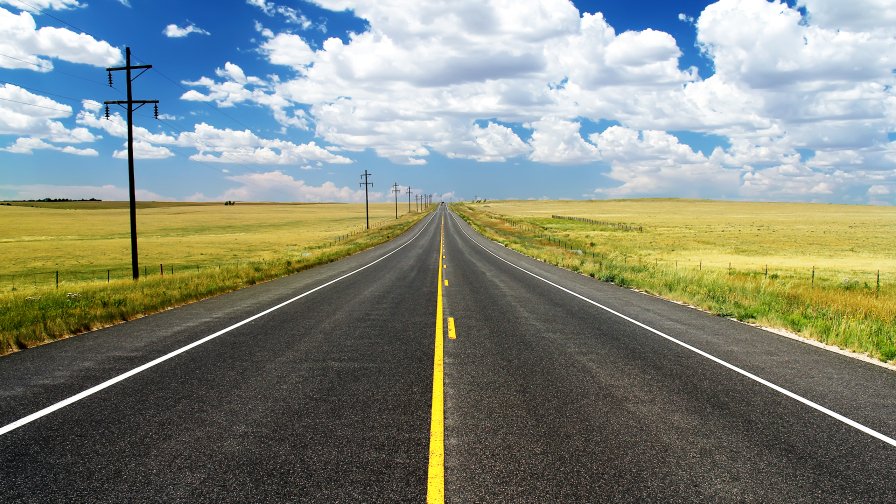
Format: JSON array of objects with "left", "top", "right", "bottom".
[{"left": 0, "top": 0, "right": 894, "bottom": 204}]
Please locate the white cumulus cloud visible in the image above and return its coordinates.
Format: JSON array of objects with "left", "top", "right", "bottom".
[
  {"left": 113, "top": 140, "right": 174, "bottom": 160},
  {"left": 0, "top": 0, "right": 83, "bottom": 12},
  {"left": 528, "top": 118, "right": 599, "bottom": 164},
  {"left": 3, "top": 136, "right": 97, "bottom": 155},
  {"left": 220, "top": 170, "right": 376, "bottom": 202},
  {"left": 163, "top": 23, "right": 210, "bottom": 38},
  {"left": 0, "top": 6, "right": 121, "bottom": 72},
  {"left": 590, "top": 126, "right": 741, "bottom": 199},
  {"left": 77, "top": 101, "right": 352, "bottom": 165},
  {"left": 88, "top": 0, "right": 896, "bottom": 203},
  {"left": 0, "top": 84, "right": 99, "bottom": 153}
]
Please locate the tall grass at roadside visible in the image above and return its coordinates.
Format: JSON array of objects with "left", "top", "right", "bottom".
[
  {"left": 0, "top": 212, "right": 427, "bottom": 355},
  {"left": 452, "top": 203, "right": 896, "bottom": 364}
]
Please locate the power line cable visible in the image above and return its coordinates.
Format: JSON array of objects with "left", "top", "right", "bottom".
[
  {"left": 2, "top": 1, "right": 121, "bottom": 92},
  {"left": 6, "top": 0, "right": 273, "bottom": 137},
  {"left": 0, "top": 52, "right": 51, "bottom": 72},
  {"left": 131, "top": 109, "right": 273, "bottom": 177},
  {"left": 0, "top": 96, "right": 72, "bottom": 113},
  {"left": 8, "top": 0, "right": 93, "bottom": 35},
  {"left": 0, "top": 80, "right": 83, "bottom": 103},
  {"left": 0, "top": 53, "right": 117, "bottom": 90},
  {"left": 131, "top": 51, "right": 259, "bottom": 133},
  {"left": 4, "top": 1, "right": 312, "bottom": 178}
]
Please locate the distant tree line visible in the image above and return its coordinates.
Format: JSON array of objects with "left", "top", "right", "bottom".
[
  {"left": 224, "top": 200, "right": 237, "bottom": 206},
  {"left": 7, "top": 198, "right": 102, "bottom": 202}
]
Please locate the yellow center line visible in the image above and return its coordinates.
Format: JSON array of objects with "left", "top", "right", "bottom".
[
  {"left": 448, "top": 317, "right": 457, "bottom": 340},
  {"left": 427, "top": 214, "right": 445, "bottom": 503}
]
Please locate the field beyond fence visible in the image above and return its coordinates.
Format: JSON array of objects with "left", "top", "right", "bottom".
[
  {"left": 452, "top": 199, "right": 896, "bottom": 364},
  {"left": 0, "top": 201, "right": 431, "bottom": 354}
]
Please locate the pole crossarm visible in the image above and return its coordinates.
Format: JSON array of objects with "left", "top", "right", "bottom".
[
  {"left": 104, "top": 100, "right": 158, "bottom": 105},
  {"left": 104, "top": 47, "right": 158, "bottom": 281},
  {"left": 107, "top": 63, "right": 152, "bottom": 82},
  {"left": 392, "top": 182, "right": 400, "bottom": 219},
  {"left": 106, "top": 64, "right": 152, "bottom": 71},
  {"left": 360, "top": 170, "right": 373, "bottom": 230}
]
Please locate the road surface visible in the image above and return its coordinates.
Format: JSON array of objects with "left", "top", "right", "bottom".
[{"left": 1, "top": 205, "right": 894, "bottom": 502}]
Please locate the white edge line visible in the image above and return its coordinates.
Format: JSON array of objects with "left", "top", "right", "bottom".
[
  {"left": 0, "top": 212, "right": 438, "bottom": 437},
  {"left": 447, "top": 211, "right": 896, "bottom": 448}
]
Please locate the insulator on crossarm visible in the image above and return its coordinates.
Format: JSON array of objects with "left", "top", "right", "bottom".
[
  {"left": 104, "top": 104, "right": 110, "bottom": 120},
  {"left": 107, "top": 71, "right": 113, "bottom": 87},
  {"left": 153, "top": 103, "right": 159, "bottom": 119}
]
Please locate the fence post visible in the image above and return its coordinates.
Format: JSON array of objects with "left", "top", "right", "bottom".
[
  {"left": 765, "top": 265, "right": 768, "bottom": 278},
  {"left": 56, "top": 270, "right": 58, "bottom": 289},
  {"left": 877, "top": 270, "right": 881, "bottom": 295},
  {"left": 811, "top": 266, "right": 815, "bottom": 286},
  {"left": 107, "top": 269, "right": 110, "bottom": 283},
  {"left": 161, "top": 264, "right": 164, "bottom": 276},
  {"left": 699, "top": 260, "right": 702, "bottom": 271}
]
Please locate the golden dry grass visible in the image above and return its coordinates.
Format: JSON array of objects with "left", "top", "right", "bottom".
[
  {"left": 475, "top": 199, "right": 895, "bottom": 281},
  {"left": 454, "top": 200, "right": 896, "bottom": 363},
  {"left": 0, "top": 202, "right": 430, "bottom": 354},
  {"left": 1, "top": 202, "right": 404, "bottom": 284}
]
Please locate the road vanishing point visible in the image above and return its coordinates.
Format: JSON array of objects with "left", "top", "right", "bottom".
[{"left": 1, "top": 205, "right": 895, "bottom": 502}]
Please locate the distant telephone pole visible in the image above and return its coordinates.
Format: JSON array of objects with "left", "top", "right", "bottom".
[
  {"left": 360, "top": 170, "right": 372, "bottom": 229},
  {"left": 407, "top": 187, "right": 412, "bottom": 213},
  {"left": 392, "top": 182, "right": 400, "bottom": 219},
  {"left": 105, "top": 46, "right": 158, "bottom": 281}
]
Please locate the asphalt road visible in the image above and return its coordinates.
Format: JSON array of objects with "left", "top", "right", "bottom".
[{"left": 1, "top": 204, "right": 895, "bottom": 502}]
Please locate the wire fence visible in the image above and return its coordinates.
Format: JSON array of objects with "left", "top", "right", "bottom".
[
  {"left": 1, "top": 264, "right": 220, "bottom": 290},
  {"left": 551, "top": 215, "right": 643, "bottom": 232},
  {"left": 484, "top": 212, "right": 889, "bottom": 295},
  {"left": 0, "top": 214, "right": 428, "bottom": 292}
]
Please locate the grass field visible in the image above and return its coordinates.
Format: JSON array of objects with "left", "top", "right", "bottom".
[
  {"left": 0, "top": 201, "right": 429, "bottom": 354},
  {"left": 1, "top": 201, "right": 407, "bottom": 287},
  {"left": 452, "top": 199, "right": 896, "bottom": 363}
]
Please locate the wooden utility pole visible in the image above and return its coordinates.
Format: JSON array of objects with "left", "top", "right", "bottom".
[
  {"left": 392, "top": 182, "right": 400, "bottom": 218},
  {"left": 105, "top": 47, "right": 158, "bottom": 280},
  {"left": 407, "top": 187, "right": 412, "bottom": 213},
  {"left": 360, "top": 170, "right": 372, "bottom": 229}
]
